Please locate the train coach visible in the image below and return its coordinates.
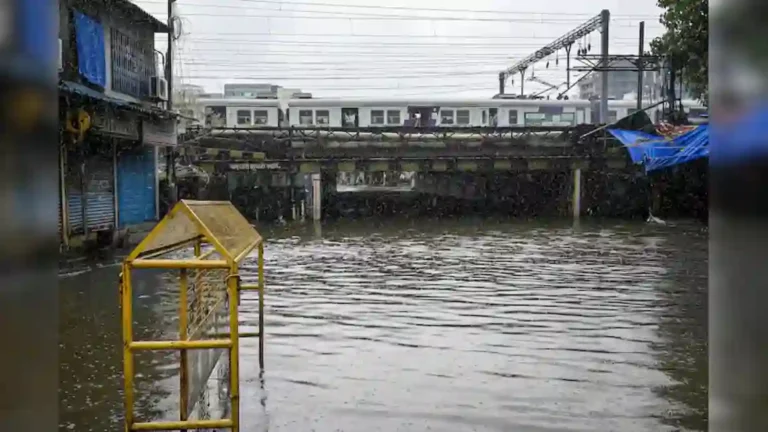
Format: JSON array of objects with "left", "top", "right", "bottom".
[
  {"left": 285, "top": 98, "right": 593, "bottom": 128},
  {"left": 194, "top": 97, "right": 707, "bottom": 129}
]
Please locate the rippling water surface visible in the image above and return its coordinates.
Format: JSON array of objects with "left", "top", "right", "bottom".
[{"left": 59, "top": 218, "right": 707, "bottom": 432}]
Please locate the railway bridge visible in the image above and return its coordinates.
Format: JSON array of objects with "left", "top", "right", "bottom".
[{"left": 174, "top": 125, "right": 642, "bottom": 221}]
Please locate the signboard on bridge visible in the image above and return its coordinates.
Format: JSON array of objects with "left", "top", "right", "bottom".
[{"left": 229, "top": 162, "right": 282, "bottom": 171}]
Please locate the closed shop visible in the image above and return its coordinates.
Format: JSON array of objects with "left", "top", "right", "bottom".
[
  {"left": 63, "top": 138, "right": 116, "bottom": 236},
  {"left": 84, "top": 148, "right": 115, "bottom": 232},
  {"left": 117, "top": 144, "right": 157, "bottom": 227},
  {"left": 64, "top": 146, "right": 84, "bottom": 235}
]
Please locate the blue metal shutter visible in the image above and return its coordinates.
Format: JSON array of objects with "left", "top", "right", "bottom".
[
  {"left": 117, "top": 146, "right": 156, "bottom": 227},
  {"left": 85, "top": 154, "right": 115, "bottom": 231}
]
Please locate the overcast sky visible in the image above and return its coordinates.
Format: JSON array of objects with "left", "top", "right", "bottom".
[{"left": 133, "top": 0, "right": 664, "bottom": 98}]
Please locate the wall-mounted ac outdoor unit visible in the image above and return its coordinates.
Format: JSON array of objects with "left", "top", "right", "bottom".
[{"left": 150, "top": 76, "right": 168, "bottom": 101}]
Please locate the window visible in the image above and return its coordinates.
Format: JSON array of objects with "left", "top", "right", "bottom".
[
  {"left": 558, "top": 113, "right": 575, "bottom": 125},
  {"left": 387, "top": 110, "right": 401, "bottom": 125},
  {"left": 371, "top": 110, "right": 385, "bottom": 125},
  {"left": 316, "top": 110, "right": 330, "bottom": 125},
  {"left": 299, "top": 110, "right": 313, "bottom": 125},
  {"left": 482, "top": 110, "right": 487, "bottom": 124},
  {"left": 237, "top": 110, "right": 252, "bottom": 125},
  {"left": 457, "top": 110, "right": 470, "bottom": 125},
  {"left": 508, "top": 110, "right": 518, "bottom": 125},
  {"left": 111, "top": 28, "right": 153, "bottom": 98},
  {"left": 524, "top": 112, "right": 546, "bottom": 126},
  {"left": 440, "top": 110, "right": 454, "bottom": 125},
  {"left": 253, "top": 110, "right": 269, "bottom": 125},
  {"left": 608, "top": 110, "right": 618, "bottom": 123}
]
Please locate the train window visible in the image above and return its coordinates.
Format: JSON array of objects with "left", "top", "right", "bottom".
[
  {"left": 316, "top": 110, "right": 330, "bottom": 125},
  {"left": 253, "top": 110, "right": 268, "bottom": 125},
  {"left": 387, "top": 110, "right": 400, "bottom": 125},
  {"left": 524, "top": 112, "right": 546, "bottom": 126},
  {"left": 508, "top": 110, "right": 518, "bottom": 125},
  {"left": 236, "top": 110, "right": 252, "bottom": 125},
  {"left": 441, "top": 110, "right": 454, "bottom": 125},
  {"left": 608, "top": 110, "right": 618, "bottom": 123},
  {"left": 558, "top": 113, "right": 575, "bottom": 125},
  {"left": 299, "top": 110, "right": 313, "bottom": 125},
  {"left": 457, "top": 110, "right": 470, "bottom": 125},
  {"left": 371, "top": 110, "right": 385, "bottom": 124},
  {"left": 482, "top": 110, "right": 487, "bottom": 124}
]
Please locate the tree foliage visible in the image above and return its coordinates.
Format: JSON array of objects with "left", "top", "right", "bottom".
[{"left": 650, "top": 0, "right": 708, "bottom": 103}]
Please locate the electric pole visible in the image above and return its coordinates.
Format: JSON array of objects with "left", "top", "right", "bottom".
[
  {"left": 599, "top": 9, "right": 610, "bottom": 124},
  {"left": 636, "top": 21, "right": 645, "bottom": 111}
]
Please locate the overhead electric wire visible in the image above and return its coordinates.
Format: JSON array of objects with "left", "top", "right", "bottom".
[
  {"left": 180, "top": 37, "right": 651, "bottom": 48},
  {"left": 135, "top": 0, "right": 660, "bottom": 20},
  {"left": 170, "top": 31, "right": 653, "bottom": 41},
  {"left": 137, "top": 5, "right": 662, "bottom": 26}
]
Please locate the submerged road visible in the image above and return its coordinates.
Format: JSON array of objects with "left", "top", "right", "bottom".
[{"left": 59, "top": 217, "right": 707, "bottom": 432}]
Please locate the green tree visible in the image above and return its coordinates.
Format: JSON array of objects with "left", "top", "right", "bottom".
[{"left": 650, "top": 0, "right": 708, "bottom": 103}]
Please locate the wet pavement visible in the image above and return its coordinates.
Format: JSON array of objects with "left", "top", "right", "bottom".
[{"left": 59, "top": 217, "right": 707, "bottom": 431}]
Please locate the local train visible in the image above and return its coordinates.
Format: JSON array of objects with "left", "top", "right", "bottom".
[{"left": 197, "top": 97, "right": 707, "bottom": 129}]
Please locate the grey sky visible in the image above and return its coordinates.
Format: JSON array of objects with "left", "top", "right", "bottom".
[{"left": 134, "top": 0, "right": 664, "bottom": 98}]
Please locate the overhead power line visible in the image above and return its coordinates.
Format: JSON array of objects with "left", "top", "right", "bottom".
[
  {"left": 138, "top": 7, "right": 662, "bottom": 26},
  {"left": 136, "top": 0, "right": 660, "bottom": 19},
  {"left": 175, "top": 31, "right": 655, "bottom": 41},
  {"left": 181, "top": 37, "right": 648, "bottom": 48}
]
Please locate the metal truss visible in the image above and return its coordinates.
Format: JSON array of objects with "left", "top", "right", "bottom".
[
  {"left": 191, "top": 154, "right": 634, "bottom": 174},
  {"left": 181, "top": 125, "right": 575, "bottom": 146},
  {"left": 571, "top": 54, "right": 662, "bottom": 72}
]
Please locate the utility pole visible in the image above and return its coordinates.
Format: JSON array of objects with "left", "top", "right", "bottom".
[
  {"left": 165, "top": 0, "right": 178, "bottom": 206},
  {"left": 599, "top": 9, "right": 610, "bottom": 123},
  {"left": 636, "top": 21, "right": 645, "bottom": 111},
  {"left": 167, "top": 0, "right": 175, "bottom": 111}
]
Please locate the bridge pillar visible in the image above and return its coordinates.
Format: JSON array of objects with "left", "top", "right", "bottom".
[
  {"left": 572, "top": 168, "right": 582, "bottom": 218},
  {"left": 310, "top": 173, "right": 322, "bottom": 221}
]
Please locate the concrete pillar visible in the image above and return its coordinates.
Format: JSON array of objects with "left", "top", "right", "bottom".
[
  {"left": 572, "top": 168, "right": 582, "bottom": 218},
  {"left": 311, "top": 172, "right": 321, "bottom": 221}
]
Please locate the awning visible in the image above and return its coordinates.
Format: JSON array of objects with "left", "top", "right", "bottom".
[{"left": 59, "top": 80, "right": 177, "bottom": 119}]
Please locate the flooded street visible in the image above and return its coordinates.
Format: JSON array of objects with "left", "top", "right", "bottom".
[{"left": 59, "top": 217, "right": 707, "bottom": 431}]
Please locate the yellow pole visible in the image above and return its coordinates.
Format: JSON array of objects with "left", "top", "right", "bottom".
[
  {"left": 228, "top": 265, "right": 240, "bottom": 432},
  {"left": 258, "top": 242, "right": 265, "bottom": 369},
  {"left": 179, "top": 268, "right": 189, "bottom": 429},
  {"left": 121, "top": 264, "right": 135, "bottom": 432}
]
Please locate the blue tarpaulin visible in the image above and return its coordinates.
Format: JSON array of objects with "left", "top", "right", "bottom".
[
  {"left": 608, "top": 124, "right": 709, "bottom": 173},
  {"left": 73, "top": 11, "right": 106, "bottom": 87}
]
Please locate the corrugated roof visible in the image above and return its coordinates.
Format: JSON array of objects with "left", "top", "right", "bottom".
[{"left": 59, "top": 80, "right": 178, "bottom": 119}]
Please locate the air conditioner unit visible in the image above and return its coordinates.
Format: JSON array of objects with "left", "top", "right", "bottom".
[
  {"left": 58, "top": 38, "right": 63, "bottom": 72},
  {"left": 150, "top": 76, "right": 168, "bottom": 101}
]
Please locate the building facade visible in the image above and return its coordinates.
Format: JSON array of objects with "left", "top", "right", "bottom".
[
  {"left": 58, "top": 0, "right": 177, "bottom": 249},
  {"left": 223, "top": 83, "right": 311, "bottom": 99},
  {"left": 578, "top": 63, "right": 696, "bottom": 101}
]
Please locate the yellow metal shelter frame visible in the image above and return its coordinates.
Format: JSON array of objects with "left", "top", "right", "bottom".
[{"left": 120, "top": 200, "right": 265, "bottom": 432}]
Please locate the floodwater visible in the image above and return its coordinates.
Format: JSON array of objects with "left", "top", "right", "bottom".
[{"left": 59, "top": 217, "right": 707, "bottom": 432}]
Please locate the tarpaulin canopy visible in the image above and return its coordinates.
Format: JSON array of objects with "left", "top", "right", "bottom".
[{"left": 608, "top": 124, "right": 709, "bottom": 173}]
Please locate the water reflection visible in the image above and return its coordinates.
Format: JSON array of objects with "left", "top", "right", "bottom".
[{"left": 59, "top": 218, "right": 707, "bottom": 432}]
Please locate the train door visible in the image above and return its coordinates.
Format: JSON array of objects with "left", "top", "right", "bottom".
[
  {"left": 408, "top": 106, "right": 438, "bottom": 127},
  {"left": 341, "top": 108, "right": 358, "bottom": 127},
  {"left": 489, "top": 108, "right": 498, "bottom": 127}
]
